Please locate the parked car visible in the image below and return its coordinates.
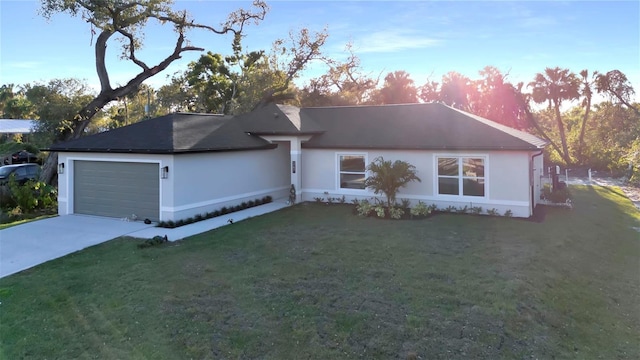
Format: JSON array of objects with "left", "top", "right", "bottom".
[
  {"left": 3, "top": 150, "right": 39, "bottom": 165},
  {"left": 0, "top": 164, "right": 41, "bottom": 185}
]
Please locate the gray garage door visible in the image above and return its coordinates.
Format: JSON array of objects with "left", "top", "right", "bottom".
[{"left": 74, "top": 161, "right": 159, "bottom": 221}]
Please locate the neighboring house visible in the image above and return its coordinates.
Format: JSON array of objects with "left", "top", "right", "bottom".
[
  {"left": 50, "top": 103, "right": 547, "bottom": 221},
  {"left": 0, "top": 119, "right": 37, "bottom": 141}
]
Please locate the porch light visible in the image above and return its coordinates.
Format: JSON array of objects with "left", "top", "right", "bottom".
[
  {"left": 57, "top": 163, "right": 64, "bottom": 174},
  {"left": 161, "top": 166, "right": 169, "bottom": 179}
]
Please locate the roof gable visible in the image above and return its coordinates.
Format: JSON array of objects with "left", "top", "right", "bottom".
[{"left": 236, "top": 103, "right": 324, "bottom": 135}]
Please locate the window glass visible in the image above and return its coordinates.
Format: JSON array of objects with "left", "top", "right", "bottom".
[
  {"left": 339, "top": 155, "right": 366, "bottom": 189},
  {"left": 438, "top": 177, "right": 459, "bottom": 195},
  {"left": 27, "top": 166, "right": 38, "bottom": 176},
  {"left": 463, "top": 178, "right": 485, "bottom": 196},
  {"left": 438, "top": 156, "right": 485, "bottom": 197},
  {"left": 340, "top": 156, "right": 365, "bottom": 172},
  {"left": 463, "top": 158, "right": 484, "bottom": 177},
  {"left": 15, "top": 167, "right": 27, "bottom": 177},
  {"left": 340, "top": 173, "right": 366, "bottom": 189},
  {"left": 438, "top": 158, "right": 458, "bottom": 176}
]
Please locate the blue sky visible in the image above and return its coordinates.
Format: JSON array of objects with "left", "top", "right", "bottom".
[{"left": 1, "top": 0, "right": 638, "bottom": 100}]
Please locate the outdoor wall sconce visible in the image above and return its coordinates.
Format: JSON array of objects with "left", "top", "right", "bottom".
[
  {"left": 161, "top": 166, "right": 169, "bottom": 179},
  {"left": 292, "top": 160, "right": 296, "bottom": 174},
  {"left": 57, "top": 163, "right": 64, "bottom": 174}
]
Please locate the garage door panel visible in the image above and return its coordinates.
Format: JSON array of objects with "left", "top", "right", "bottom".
[{"left": 74, "top": 161, "right": 159, "bottom": 221}]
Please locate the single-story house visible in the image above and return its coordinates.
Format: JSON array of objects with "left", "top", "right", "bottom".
[
  {"left": 50, "top": 102, "right": 547, "bottom": 221},
  {"left": 0, "top": 119, "right": 37, "bottom": 142}
]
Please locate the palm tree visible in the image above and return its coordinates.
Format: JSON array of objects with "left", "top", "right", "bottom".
[
  {"left": 528, "top": 67, "right": 580, "bottom": 164},
  {"left": 376, "top": 71, "right": 418, "bottom": 104},
  {"left": 364, "top": 157, "right": 421, "bottom": 208},
  {"left": 576, "top": 69, "right": 593, "bottom": 163}
]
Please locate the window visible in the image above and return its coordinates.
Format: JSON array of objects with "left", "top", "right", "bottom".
[
  {"left": 437, "top": 156, "right": 485, "bottom": 197},
  {"left": 339, "top": 154, "right": 366, "bottom": 189}
]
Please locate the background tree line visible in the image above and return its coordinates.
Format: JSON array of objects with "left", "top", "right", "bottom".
[{"left": 1, "top": 0, "right": 637, "bottom": 185}]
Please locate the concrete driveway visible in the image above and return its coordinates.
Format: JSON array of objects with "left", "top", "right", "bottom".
[
  {"left": 0, "top": 201, "right": 289, "bottom": 279},
  {"left": 0, "top": 215, "right": 155, "bottom": 278}
]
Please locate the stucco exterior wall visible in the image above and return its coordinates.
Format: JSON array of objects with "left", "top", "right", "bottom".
[
  {"left": 57, "top": 152, "right": 173, "bottom": 218},
  {"left": 169, "top": 146, "right": 289, "bottom": 220},
  {"left": 301, "top": 148, "right": 534, "bottom": 217}
]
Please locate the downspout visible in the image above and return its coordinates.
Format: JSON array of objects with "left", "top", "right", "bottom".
[{"left": 530, "top": 149, "right": 544, "bottom": 214}]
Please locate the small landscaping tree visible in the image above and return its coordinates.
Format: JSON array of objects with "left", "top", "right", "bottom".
[{"left": 364, "top": 156, "right": 421, "bottom": 208}]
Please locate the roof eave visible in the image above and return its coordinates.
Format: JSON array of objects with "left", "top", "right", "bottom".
[{"left": 49, "top": 143, "right": 278, "bottom": 154}]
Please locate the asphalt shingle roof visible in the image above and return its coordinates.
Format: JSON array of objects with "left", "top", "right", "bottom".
[
  {"left": 48, "top": 113, "right": 275, "bottom": 154},
  {"left": 236, "top": 103, "right": 324, "bottom": 135},
  {"left": 301, "top": 103, "right": 547, "bottom": 151},
  {"left": 50, "top": 102, "right": 546, "bottom": 154}
]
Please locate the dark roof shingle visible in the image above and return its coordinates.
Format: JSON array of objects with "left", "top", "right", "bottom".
[
  {"left": 50, "top": 102, "right": 546, "bottom": 154},
  {"left": 301, "top": 103, "right": 546, "bottom": 150},
  {"left": 236, "top": 103, "right": 324, "bottom": 135},
  {"left": 49, "top": 113, "right": 275, "bottom": 154}
]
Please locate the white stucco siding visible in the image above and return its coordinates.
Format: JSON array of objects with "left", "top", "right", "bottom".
[
  {"left": 57, "top": 152, "right": 172, "bottom": 218},
  {"left": 169, "top": 146, "right": 289, "bottom": 219},
  {"left": 487, "top": 151, "right": 530, "bottom": 203},
  {"left": 301, "top": 148, "right": 534, "bottom": 217}
]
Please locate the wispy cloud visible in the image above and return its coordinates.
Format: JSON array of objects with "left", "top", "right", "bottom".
[
  {"left": 518, "top": 15, "right": 557, "bottom": 29},
  {"left": 4, "top": 61, "right": 43, "bottom": 69},
  {"left": 355, "top": 30, "right": 442, "bottom": 54}
]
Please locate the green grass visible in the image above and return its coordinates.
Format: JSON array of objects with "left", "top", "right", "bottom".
[
  {"left": 1, "top": 185, "right": 638, "bottom": 359},
  {"left": 0, "top": 212, "right": 57, "bottom": 230}
]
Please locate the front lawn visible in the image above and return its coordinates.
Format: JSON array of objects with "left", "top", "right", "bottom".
[{"left": 1, "top": 185, "right": 638, "bottom": 359}]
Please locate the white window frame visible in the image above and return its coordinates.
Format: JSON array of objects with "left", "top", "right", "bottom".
[
  {"left": 434, "top": 154, "right": 488, "bottom": 198},
  {"left": 336, "top": 152, "right": 368, "bottom": 191}
]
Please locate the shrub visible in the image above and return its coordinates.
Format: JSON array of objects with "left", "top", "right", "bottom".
[
  {"left": 504, "top": 209, "right": 513, "bottom": 217},
  {"left": 254, "top": 198, "right": 263, "bottom": 205},
  {"left": 541, "top": 184, "right": 572, "bottom": 203},
  {"left": 176, "top": 219, "right": 185, "bottom": 227},
  {"left": 241, "top": 202, "right": 248, "bottom": 209},
  {"left": 356, "top": 199, "right": 374, "bottom": 217},
  {"left": 138, "top": 235, "right": 168, "bottom": 249},
  {"left": 486, "top": 208, "right": 499, "bottom": 216},
  {"left": 314, "top": 197, "right": 324, "bottom": 203},
  {"left": 166, "top": 220, "right": 175, "bottom": 228},
  {"left": 400, "top": 198, "right": 411, "bottom": 209},
  {"left": 7, "top": 177, "right": 57, "bottom": 212},
  {"left": 388, "top": 206, "right": 404, "bottom": 219},
  {"left": 373, "top": 204, "right": 386, "bottom": 218},
  {"left": 470, "top": 206, "right": 483, "bottom": 215},
  {"left": 364, "top": 156, "right": 421, "bottom": 208},
  {"left": 213, "top": 210, "right": 221, "bottom": 217},
  {"left": 410, "top": 201, "right": 431, "bottom": 217},
  {"left": 248, "top": 200, "right": 255, "bottom": 207},
  {"left": 195, "top": 214, "right": 204, "bottom": 221},
  {"left": 444, "top": 205, "right": 456, "bottom": 213},
  {"left": 338, "top": 195, "right": 346, "bottom": 204},
  {"left": 456, "top": 205, "right": 468, "bottom": 214},
  {"left": 263, "top": 195, "right": 273, "bottom": 203},
  {"left": 220, "top": 207, "right": 229, "bottom": 215}
]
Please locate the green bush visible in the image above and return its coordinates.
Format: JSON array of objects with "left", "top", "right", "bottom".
[
  {"left": 7, "top": 177, "right": 57, "bottom": 212},
  {"left": 410, "top": 201, "right": 432, "bottom": 217},
  {"left": 541, "top": 184, "right": 572, "bottom": 203},
  {"left": 355, "top": 199, "right": 373, "bottom": 217},
  {"left": 388, "top": 206, "right": 404, "bottom": 219},
  {"left": 373, "top": 204, "right": 386, "bottom": 218}
]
